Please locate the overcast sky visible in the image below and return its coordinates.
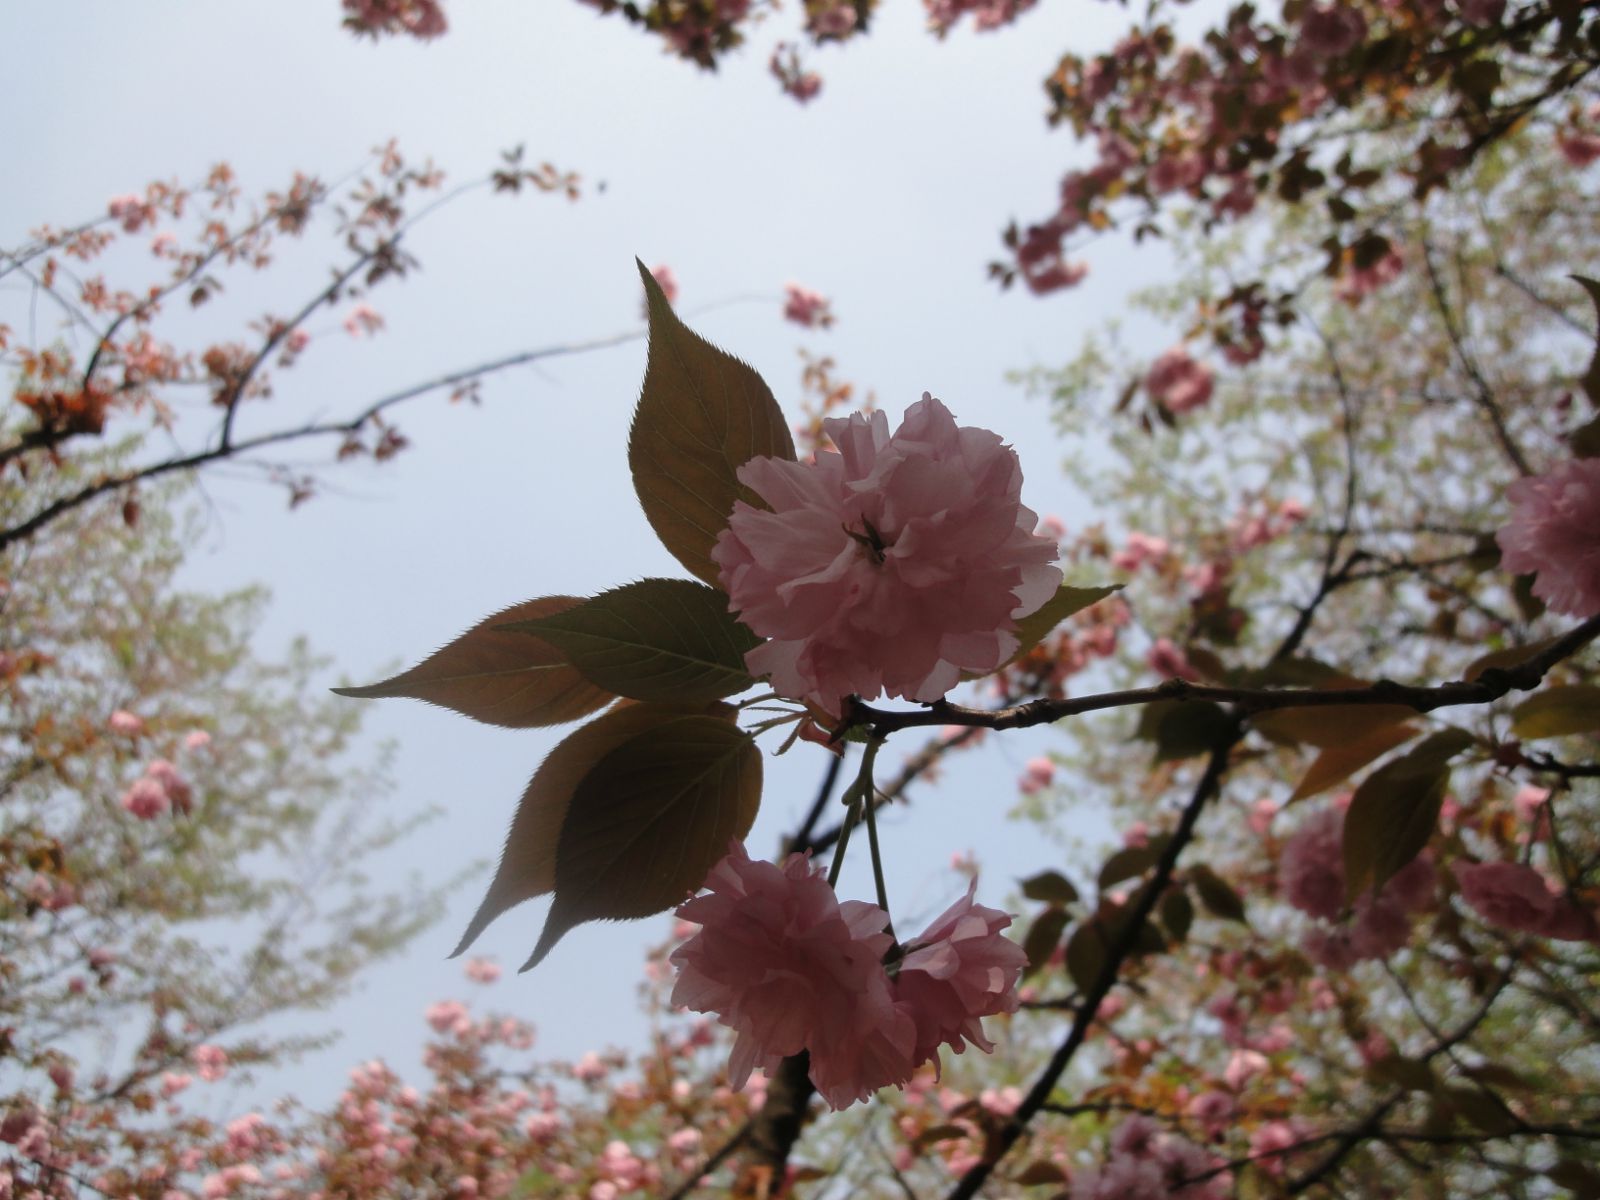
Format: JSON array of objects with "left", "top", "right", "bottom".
[{"left": 5, "top": 1, "right": 1183, "bottom": 1109}]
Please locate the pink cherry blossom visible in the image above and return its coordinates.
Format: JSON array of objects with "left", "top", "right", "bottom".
[
  {"left": 183, "top": 729, "right": 212, "bottom": 751},
  {"left": 1495, "top": 457, "right": 1600, "bottom": 616},
  {"left": 1559, "top": 131, "right": 1600, "bottom": 168},
  {"left": 108, "top": 709, "right": 146, "bottom": 736},
  {"left": 669, "top": 841, "right": 916, "bottom": 1109},
  {"left": 1145, "top": 347, "right": 1215, "bottom": 413},
  {"left": 1018, "top": 756, "right": 1055, "bottom": 795},
  {"left": 1454, "top": 861, "right": 1597, "bottom": 941},
  {"left": 192, "top": 1044, "right": 228, "bottom": 1083},
  {"left": 893, "top": 882, "right": 1026, "bottom": 1071},
  {"left": 1146, "top": 637, "right": 1200, "bottom": 682},
  {"left": 120, "top": 776, "right": 169, "bottom": 820},
  {"left": 924, "top": 0, "right": 1038, "bottom": 35},
  {"left": 713, "top": 394, "right": 1062, "bottom": 715},
  {"left": 1279, "top": 807, "right": 1346, "bottom": 920},
  {"left": 781, "top": 282, "right": 834, "bottom": 328},
  {"left": 1111, "top": 531, "right": 1170, "bottom": 572},
  {"left": 648, "top": 264, "right": 679, "bottom": 305},
  {"left": 463, "top": 957, "right": 502, "bottom": 985},
  {"left": 342, "top": 303, "right": 384, "bottom": 338}
]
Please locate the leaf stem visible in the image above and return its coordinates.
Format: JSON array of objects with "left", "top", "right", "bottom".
[{"left": 826, "top": 736, "right": 882, "bottom": 889}]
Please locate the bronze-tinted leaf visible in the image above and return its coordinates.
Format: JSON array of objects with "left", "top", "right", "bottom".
[
  {"left": 629, "top": 260, "right": 796, "bottom": 586},
  {"left": 1252, "top": 703, "right": 1416, "bottom": 749},
  {"left": 453, "top": 702, "right": 687, "bottom": 956},
  {"left": 1463, "top": 635, "right": 1562, "bottom": 682},
  {"left": 334, "top": 597, "right": 611, "bottom": 729},
  {"left": 1288, "top": 721, "right": 1419, "bottom": 804},
  {"left": 1341, "top": 732, "right": 1471, "bottom": 902},
  {"left": 1510, "top": 685, "right": 1600, "bottom": 740},
  {"left": 526, "top": 712, "right": 762, "bottom": 968},
  {"left": 502, "top": 578, "right": 759, "bottom": 703}
]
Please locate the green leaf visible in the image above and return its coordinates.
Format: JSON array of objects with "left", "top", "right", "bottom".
[
  {"left": 1023, "top": 905, "right": 1070, "bottom": 976},
  {"left": 1510, "top": 685, "right": 1600, "bottom": 740},
  {"left": 501, "top": 578, "right": 759, "bottom": 704},
  {"left": 1136, "top": 700, "right": 1234, "bottom": 762},
  {"left": 334, "top": 596, "right": 612, "bottom": 728},
  {"left": 629, "top": 259, "right": 796, "bottom": 586},
  {"left": 1158, "top": 886, "right": 1194, "bottom": 943},
  {"left": 1097, "top": 836, "right": 1169, "bottom": 891},
  {"left": 1366, "top": 1054, "right": 1436, "bottom": 1093},
  {"left": 1573, "top": 274, "right": 1600, "bottom": 411},
  {"left": 1007, "top": 584, "right": 1121, "bottom": 665},
  {"left": 1549, "top": 1158, "right": 1600, "bottom": 1199},
  {"left": 1019, "top": 870, "right": 1079, "bottom": 906},
  {"left": 453, "top": 702, "right": 702, "bottom": 955},
  {"left": 1341, "top": 733, "right": 1471, "bottom": 902},
  {"left": 1189, "top": 864, "right": 1248, "bottom": 923},
  {"left": 1064, "top": 918, "right": 1106, "bottom": 993},
  {"left": 525, "top": 712, "right": 762, "bottom": 968}
]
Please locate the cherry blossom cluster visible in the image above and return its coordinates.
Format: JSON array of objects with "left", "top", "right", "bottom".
[
  {"left": 1495, "top": 455, "right": 1600, "bottom": 618},
  {"left": 341, "top": 0, "right": 447, "bottom": 40},
  {"left": 670, "top": 841, "right": 1026, "bottom": 1109},
  {"left": 1277, "top": 802, "right": 1438, "bottom": 968},
  {"left": 714, "top": 394, "right": 1061, "bottom": 716}
]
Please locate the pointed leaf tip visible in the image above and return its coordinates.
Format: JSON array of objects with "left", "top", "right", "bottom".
[
  {"left": 524, "top": 711, "right": 762, "bottom": 969},
  {"left": 452, "top": 702, "right": 698, "bottom": 959},
  {"left": 629, "top": 263, "right": 795, "bottom": 586},
  {"left": 335, "top": 596, "right": 612, "bottom": 729}
]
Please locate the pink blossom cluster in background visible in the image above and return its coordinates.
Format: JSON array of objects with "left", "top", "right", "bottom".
[
  {"left": 1144, "top": 346, "right": 1215, "bottom": 414},
  {"left": 924, "top": 0, "right": 1038, "bottom": 36},
  {"left": 1018, "top": 755, "right": 1055, "bottom": 795},
  {"left": 1277, "top": 804, "right": 1437, "bottom": 968},
  {"left": 1495, "top": 456, "right": 1600, "bottom": 617},
  {"left": 107, "top": 709, "right": 145, "bottom": 736},
  {"left": 1146, "top": 636, "right": 1200, "bottom": 682},
  {"left": 119, "top": 758, "right": 194, "bottom": 820},
  {"left": 342, "top": 0, "right": 447, "bottom": 39},
  {"left": 769, "top": 43, "right": 823, "bottom": 104},
  {"left": 670, "top": 842, "right": 1026, "bottom": 1109},
  {"left": 1111, "top": 531, "right": 1170, "bottom": 573},
  {"left": 1334, "top": 244, "right": 1404, "bottom": 305},
  {"left": 781, "top": 282, "right": 834, "bottom": 328},
  {"left": 1454, "top": 861, "right": 1598, "bottom": 941},
  {"left": 1228, "top": 496, "right": 1308, "bottom": 553},
  {"left": 342, "top": 303, "right": 384, "bottom": 338},
  {"left": 714, "top": 395, "right": 1061, "bottom": 715},
  {"left": 1068, "top": 1116, "right": 1230, "bottom": 1199}
]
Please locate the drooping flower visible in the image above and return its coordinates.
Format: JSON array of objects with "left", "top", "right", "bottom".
[
  {"left": 1495, "top": 457, "right": 1600, "bottom": 617},
  {"left": 893, "top": 882, "right": 1026, "bottom": 1070},
  {"left": 713, "top": 395, "right": 1062, "bottom": 715},
  {"left": 669, "top": 842, "right": 916, "bottom": 1109}
]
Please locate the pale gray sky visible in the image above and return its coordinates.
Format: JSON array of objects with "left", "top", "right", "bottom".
[{"left": 4, "top": 1, "right": 1180, "bottom": 1108}]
